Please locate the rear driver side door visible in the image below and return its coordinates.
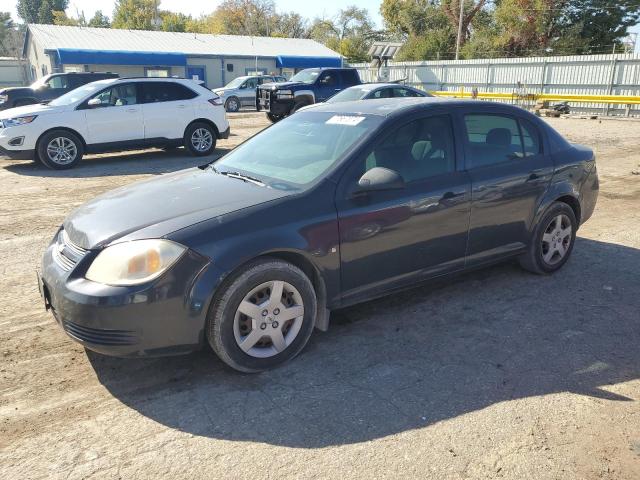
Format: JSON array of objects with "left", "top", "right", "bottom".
[{"left": 140, "top": 82, "right": 197, "bottom": 141}]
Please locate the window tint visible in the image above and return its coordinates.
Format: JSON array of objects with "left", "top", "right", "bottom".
[
  {"left": 141, "top": 82, "right": 197, "bottom": 103},
  {"left": 340, "top": 70, "right": 360, "bottom": 86},
  {"left": 364, "top": 115, "right": 456, "bottom": 183},
  {"left": 89, "top": 84, "right": 137, "bottom": 107},
  {"left": 393, "top": 88, "right": 419, "bottom": 97},
  {"left": 319, "top": 72, "right": 337, "bottom": 86},
  {"left": 47, "top": 76, "right": 68, "bottom": 89},
  {"left": 520, "top": 118, "right": 541, "bottom": 156},
  {"left": 464, "top": 114, "right": 524, "bottom": 168},
  {"left": 371, "top": 88, "right": 393, "bottom": 99}
]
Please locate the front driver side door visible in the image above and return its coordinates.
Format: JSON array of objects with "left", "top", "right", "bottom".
[
  {"left": 82, "top": 83, "right": 144, "bottom": 145},
  {"left": 335, "top": 113, "right": 472, "bottom": 304},
  {"left": 316, "top": 71, "right": 340, "bottom": 102}
]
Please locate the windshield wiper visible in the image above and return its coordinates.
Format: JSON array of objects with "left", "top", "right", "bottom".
[{"left": 217, "top": 169, "right": 266, "bottom": 187}]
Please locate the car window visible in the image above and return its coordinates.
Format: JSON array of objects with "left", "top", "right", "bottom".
[
  {"left": 464, "top": 114, "right": 524, "bottom": 168},
  {"left": 364, "top": 115, "right": 456, "bottom": 183},
  {"left": 520, "top": 118, "right": 542, "bottom": 156},
  {"left": 141, "top": 82, "right": 197, "bottom": 103},
  {"left": 244, "top": 78, "right": 258, "bottom": 89},
  {"left": 47, "top": 76, "right": 68, "bottom": 89},
  {"left": 319, "top": 72, "right": 337, "bottom": 87},
  {"left": 88, "top": 84, "right": 138, "bottom": 107},
  {"left": 371, "top": 88, "right": 393, "bottom": 99},
  {"left": 393, "top": 88, "right": 421, "bottom": 97},
  {"left": 340, "top": 70, "right": 360, "bottom": 86}
]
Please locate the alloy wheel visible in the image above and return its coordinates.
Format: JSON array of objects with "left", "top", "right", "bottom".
[
  {"left": 46, "top": 137, "right": 77, "bottom": 165},
  {"left": 233, "top": 280, "right": 305, "bottom": 358},
  {"left": 191, "top": 128, "right": 213, "bottom": 152},
  {"left": 226, "top": 98, "right": 239, "bottom": 112},
  {"left": 541, "top": 213, "right": 572, "bottom": 265}
]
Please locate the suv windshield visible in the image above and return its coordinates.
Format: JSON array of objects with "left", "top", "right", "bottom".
[
  {"left": 290, "top": 69, "right": 321, "bottom": 84},
  {"left": 49, "top": 82, "right": 109, "bottom": 107},
  {"left": 214, "top": 111, "right": 381, "bottom": 189},
  {"left": 224, "top": 77, "right": 248, "bottom": 89}
]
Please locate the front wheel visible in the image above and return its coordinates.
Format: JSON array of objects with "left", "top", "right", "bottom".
[
  {"left": 184, "top": 122, "right": 217, "bottom": 156},
  {"left": 225, "top": 96, "right": 240, "bottom": 113},
  {"left": 37, "top": 130, "right": 84, "bottom": 170},
  {"left": 207, "top": 258, "right": 317, "bottom": 372},
  {"left": 266, "top": 112, "right": 286, "bottom": 123},
  {"left": 519, "top": 201, "right": 577, "bottom": 274}
]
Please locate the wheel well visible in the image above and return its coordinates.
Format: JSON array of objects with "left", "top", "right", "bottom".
[
  {"left": 556, "top": 195, "right": 581, "bottom": 225},
  {"left": 293, "top": 94, "right": 313, "bottom": 106},
  {"left": 36, "top": 127, "right": 87, "bottom": 151},
  {"left": 187, "top": 118, "right": 219, "bottom": 138}
]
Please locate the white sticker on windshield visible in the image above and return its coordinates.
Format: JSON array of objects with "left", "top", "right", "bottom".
[{"left": 326, "top": 115, "right": 366, "bottom": 126}]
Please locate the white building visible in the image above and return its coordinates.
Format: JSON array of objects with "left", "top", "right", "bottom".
[{"left": 23, "top": 24, "right": 342, "bottom": 88}]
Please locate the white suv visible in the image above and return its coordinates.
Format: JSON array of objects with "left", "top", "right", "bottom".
[{"left": 0, "top": 77, "right": 229, "bottom": 169}]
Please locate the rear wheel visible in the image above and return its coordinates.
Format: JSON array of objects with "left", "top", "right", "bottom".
[
  {"left": 37, "top": 130, "right": 84, "bottom": 170},
  {"left": 207, "top": 258, "right": 317, "bottom": 372},
  {"left": 184, "top": 122, "right": 217, "bottom": 156},
  {"left": 519, "top": 201, "right": 577, "bottom": 274}
]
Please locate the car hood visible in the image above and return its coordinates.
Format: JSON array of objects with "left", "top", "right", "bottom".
[
  {"left": 63, "top": 167, "right": 290, "bottom": 250},
  {"left": 0, "top": 102, "right": 64, "bottom": 119},
  {"left": 213, "top": 87, "right": 235, "bottom": 95},
  {"left": 0, "top": 86, "right": 34, "bottom": 96},
  {"left": 259, "top": 81, "right": 307, "bottom": 90}
]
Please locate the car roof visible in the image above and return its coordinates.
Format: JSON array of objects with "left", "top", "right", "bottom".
[{"left": 305, "top": 97, "right": 532, "bottom": 118}]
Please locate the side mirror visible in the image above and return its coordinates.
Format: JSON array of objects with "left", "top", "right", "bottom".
[
  {"left": 87, "top": 98, "right": 103, "bottom": 108},
  {"left": 354, "top": 167, "right": 405, "bottom": 195}
]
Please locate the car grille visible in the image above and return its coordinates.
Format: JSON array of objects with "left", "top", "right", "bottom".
[
  {"left": 259, "top": 88, "right": 271, "bottom": 109},
  {"left": 52, "top": 229, "right": 89, "bottom": 272},
  {"left": 62, "top": 320, "right": 138, "bottom": 346}
]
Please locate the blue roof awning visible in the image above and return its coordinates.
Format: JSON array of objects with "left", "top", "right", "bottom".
[
  {"left": 55, "top": 49, "right": 187, "bottom": 66},
  {"left": 276, "top": 55, "right": 342, "bottom": 69}
]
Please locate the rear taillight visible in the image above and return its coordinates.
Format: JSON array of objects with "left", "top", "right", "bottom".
[{"left": 208, "top": 97, "right": 223, "bottom": 106}]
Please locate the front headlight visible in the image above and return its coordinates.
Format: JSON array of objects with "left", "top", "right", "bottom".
[
  {"left": 0, "top": 95, "right": 7, "bottom": 104},
  {"left": 214, "top": 90, "right": 225, "bottom": 96},
  {"left": 85, "top": 239, "right": 186, "bottom": 286},
  {"left": 2, "top": 115, "right": 38, "bottom": 128},
  {"left": 276, "top": 89, "right": 293, "bottom": 97}
]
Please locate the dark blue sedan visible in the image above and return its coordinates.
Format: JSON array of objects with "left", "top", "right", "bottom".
[{"left": 40, "top": 98, "right": 598, "bottom": 372}]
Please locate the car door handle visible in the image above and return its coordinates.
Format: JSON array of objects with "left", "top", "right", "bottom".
[
  {"left": 126, "top": 108, "right": 137, "bottom": 113},
  {"left": 527, "top": 173, "right": 540, "bottom": 181},
  {"left": 177, "top": 104, "right": 186, "bottom": 109},
  {"left": 334, "top": 88, "right": 341, "bottom": 91}
]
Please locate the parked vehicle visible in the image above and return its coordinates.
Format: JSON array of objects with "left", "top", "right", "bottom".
[
  {"left": 214, "top": 75, "right": 287, "bottom": 112},
  {"left": 0, "top": 77, "right": 229, "bottom": 169},
  {"left": 326, "top": 83, "right": 431, "bottom": 103},
  {"left": 39, "top": 98, "right": 598, "bottom": 372},
  {"left": 0, "top": 72, "right": 119, "bottom": 111},
  {"left": 256, "top": 67, "right": 362, "bottom": 122}
]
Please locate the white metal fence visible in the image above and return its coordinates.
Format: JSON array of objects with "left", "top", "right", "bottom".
[{"left": 350, "top": 54, "right": 640, "bottom": 116}]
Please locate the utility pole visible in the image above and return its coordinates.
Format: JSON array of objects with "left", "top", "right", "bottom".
[{"left": 455, "top": 0, "right": 464, "bottom": 60}]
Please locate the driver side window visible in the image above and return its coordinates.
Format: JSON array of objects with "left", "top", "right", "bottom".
[
  {"left": 319, "top": 72, "right": 337, "bottom": 86},
  {"left": 47, "top": 76, "right": 68, "bottom": 89},
  {"left": 364, "top": 115, "right": 456, "bottom": 183},
  {"left": 89, "top": 84, "right": 138, "bottom": 107}
]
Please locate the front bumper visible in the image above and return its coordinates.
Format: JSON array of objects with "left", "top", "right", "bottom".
[
  {"left": 0, "top": 145, "right": 34, "bottom": 159},
  {"left": 40, "top": 233, "right": 224, "bottom": 357}
]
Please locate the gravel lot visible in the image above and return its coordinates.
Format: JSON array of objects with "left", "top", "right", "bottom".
[{"left": 1, "top": 112, "right": 639, "bottom": 479}]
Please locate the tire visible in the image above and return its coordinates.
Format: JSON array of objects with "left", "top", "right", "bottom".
[
  {"left": 518, "top": 201, "right": 577, "bottom": 274},
  {"left": 266, "top": 112, "right": 286, "bottom": 123},
  {"left": 291, "top": 100, "right": 310, "bottom": 113},
  {"left": 37, "top": 130, "right": 84, "bottom": 170},
  {"left": 207, "top": 258, "right": 317, "bottom": 373},
  {"left": 225, "top": 96, "right": 240, "bottom": 112},
  {"left": 184, "top": 122, "right": 217, "bottom": 156}
]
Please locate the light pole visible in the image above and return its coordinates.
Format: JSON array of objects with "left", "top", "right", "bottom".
[{"left": 455, "top": 0, "right": 464, "bottom": 60}]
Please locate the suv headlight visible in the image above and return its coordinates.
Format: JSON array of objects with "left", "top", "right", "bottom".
[
  {"left": 0, "top": 94, "right": 7, "bottom": 104},
  {"left": 85, "top": 239, "right": 186, "bottom": 286},
  {"left": 276, "top": 90, "right": 293, "bottom": 97},
  {"left": 2, "top": 115, "right": 38, "bottom": 128}
]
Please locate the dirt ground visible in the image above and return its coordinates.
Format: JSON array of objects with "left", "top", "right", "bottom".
[{"left": 1, "top": 112, "right": 639, "bottom": 479}]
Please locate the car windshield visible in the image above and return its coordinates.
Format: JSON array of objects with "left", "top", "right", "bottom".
[
  {"left": 214, "top": 111, "right": 382, "bottom": 189},
  {"left": 290, "top": 70, "right": 320, "bottom": 84},
  {"left": 327, "top": 87, "right": 370, "bottom": 103},
  {"left": 48, "top": 82, "right": 107, "bottom": 107},
  {"left": 224, "top": 77, "right": 248, "bottom": 89}
]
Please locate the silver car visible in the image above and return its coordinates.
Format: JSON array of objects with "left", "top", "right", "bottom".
[{"left": 214, "top": 75, "right": 287, "bottom": 112}]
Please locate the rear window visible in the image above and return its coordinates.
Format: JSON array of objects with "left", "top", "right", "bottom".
[
  {"left": 141, "top": 82, "right": 197, "bottom": 103},
  {"left": 341, "top": 70, "right": 360, "bottom": 86}
]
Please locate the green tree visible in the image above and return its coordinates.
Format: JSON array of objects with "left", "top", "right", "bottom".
[
  {"left": 17, "top": 0, "right": 68, "bottom": 23},
  {"left": 88, "top": 10, "right": 111, "bottom": 28},
  {"left": 112, "top": 0, "right": 158, "bottom": 30},
  {"left": 271, "top": 12, "right": 308, "bottom": 38},
  {"left": 160, "top": 11, "right": 190, "bottom": 32}
]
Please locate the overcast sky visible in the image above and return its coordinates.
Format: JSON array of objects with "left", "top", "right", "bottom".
[{"left": 8, "top": 0, "right": 385, "bottom": 27}]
